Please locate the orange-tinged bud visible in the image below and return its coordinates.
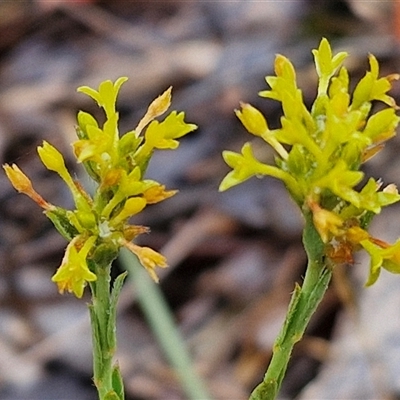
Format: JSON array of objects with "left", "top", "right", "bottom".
[
  {"left": 123, "top": 225, "right": 150, "bottom": 241},
  {"left": 136, "top": 86, "right": 172, "bottom": 135},
  {"left": 3, "top": 163, "right": 53, "bottom": 210},
  {"left": 4, "top": 163, "right": 34, "bottom": 193},
  {"left": 346, "top": 226, "right": 370, "bottom": 245},
  {"left": 122, "top": 239, "right": 167, "bottom": 282},
  {"left": 308, "top": 199, "right": 344, "bottom": 243},
  {"left": 102, "top": 168, "right": 122, "bottom": 188}
]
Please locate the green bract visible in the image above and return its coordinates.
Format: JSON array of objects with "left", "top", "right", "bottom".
[{"left": 220, "top": 38, "right": 400, "bottom": 286}]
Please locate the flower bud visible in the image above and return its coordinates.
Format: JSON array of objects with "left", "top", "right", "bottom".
[
  {"left": 3, "top": 163, "right": 53, "bottom": 210},
  {"left": 235, "top": 103, "right": 268, "bottom": 137},
  {"left": 37, "top": 141, "right": 67, "bottom": 174}
]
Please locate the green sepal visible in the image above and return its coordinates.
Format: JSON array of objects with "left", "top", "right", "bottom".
[
  {"left": 111, "top": 363, "right": 125, "bottom": 400},
  {"left": 45, "top": 207, "right": 79, "bottom": 241}
]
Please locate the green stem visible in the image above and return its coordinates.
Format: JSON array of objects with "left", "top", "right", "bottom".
[
  {"left": 249, "top": 212, "right": 332, "bottom": 400},
  {"left": 89, "top": 260, "right": 126, "bottom": 400}
]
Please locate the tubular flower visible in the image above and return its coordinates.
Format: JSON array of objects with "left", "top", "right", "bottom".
[
  {"left": 220, "top": 38, "right": 400, "bottom": 286},
  {"left": 4, "top": 78, "right": 197, "bottom": 296}
]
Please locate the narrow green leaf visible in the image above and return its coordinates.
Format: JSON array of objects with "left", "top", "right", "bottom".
[
  {"left": 107, "top": 272, "right": 128, "bottom": 349},
  {"left": 88, "top": 304, "right": 103, "bottom": 379}
]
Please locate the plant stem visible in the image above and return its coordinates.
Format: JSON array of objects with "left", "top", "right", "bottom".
[
  {"left": 89, "top": 260, "right": 126, "bottom": 400},
  {"left": 249, "top": 213, "right": 332, "bottom": 400}
]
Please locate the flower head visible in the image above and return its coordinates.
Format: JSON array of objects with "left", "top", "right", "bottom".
[
  {"left": 220, "top": 38, "right": 400, "bottom": 286},
  {"left": 5, "top": 78, "right": 196, "bottom": 296}
]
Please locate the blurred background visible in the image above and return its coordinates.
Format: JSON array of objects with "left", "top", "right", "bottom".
[{"left": 1, "top": 1, "right": 400, "bottom": 399}]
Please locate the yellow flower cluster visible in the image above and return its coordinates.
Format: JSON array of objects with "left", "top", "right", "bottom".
[
  {"left": 4, "top": 78, "right": 196, "bottom": 297},
  {"left": 220, "top": 38, "right": 400, "bottom": 285}
]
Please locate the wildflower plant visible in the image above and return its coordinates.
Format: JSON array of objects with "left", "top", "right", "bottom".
[
  {"left": 220, "top": 38, "right": 400, "bottom": 399},
  {"left": 4, "top": 77, "right": 197, "bottom": 399}
]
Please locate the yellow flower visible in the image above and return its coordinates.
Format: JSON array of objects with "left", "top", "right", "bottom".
[
  {"left": 352, "top": 54, "right": 399, "bottom": 109},
  {"left": 3, "top": 163, "right": 54, "bottom": 210},
  {"left": 219, "top": 142, "right": 299, "bottom": 197},
  {"left": 122, "top": 239, "right": 167, "bottom": 283},
  {"left": 312, "top": 37, "right": 348, "bottom": 95},
  {"left": 6, "top": 77, "right": 197, "bottom": 303},
  {"left": 77, "top": 77, "right": 128, "bottom": 119},
  {"left": 52, "top": 235, "right": 97, "bottom": 298},
  {"left": 143, "top": 111, "right": 197, "bottom": 150},
  {"left": 361, "top": 238, "right": 400, "bottom": 286}
]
